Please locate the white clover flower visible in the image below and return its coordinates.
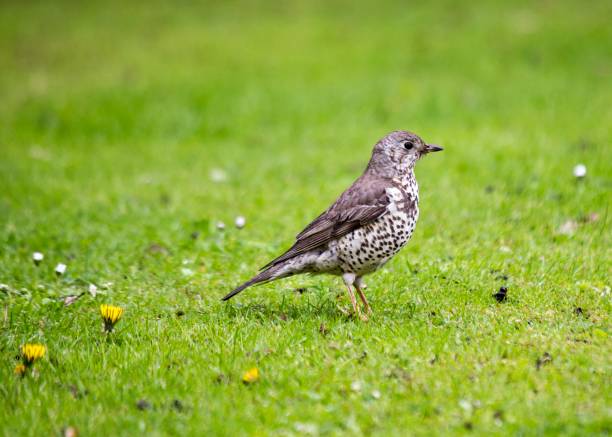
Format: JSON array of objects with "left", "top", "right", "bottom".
[
  {"left": 32, "top": 252, "right": 44, "bottom": 264},
  {"left": 350, "top": 381, "right": 362, "bottom": 392},
  {"left": 209, "top": 168, "right": 228, "bottom": 183},
  {"left": 235, "top": 216, "right": 246, "bottom": 229},
  {"left": 459, "top": 399, "right": 473, "bottom": 413},
  {"left": 558, "top": 220, "right": 578, "bottom": 236},
  {"left": 294, "top": 423, "right": 317, "bottom": 435},
  {"left": 573, "top": 164, "right": 587, "bottom": 178},
  {"left": 181, "top": 268, "right": 195, "bottom": 277},
  {"left": 55, "top": 263, "right": 67, "bottom": 275}
]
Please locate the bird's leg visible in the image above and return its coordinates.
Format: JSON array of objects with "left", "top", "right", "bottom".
[
  {"left": 356, "top": 288, "right": 372, "bottom": 316},
  {"left": 342, "top": 273, "right": 367, "bottom": 321},
  {"left": 344, "top": 283, "right": 360, "bottom": 318},
  {"left": 355, "top": 277, "right": 372, "bottom": 316}
]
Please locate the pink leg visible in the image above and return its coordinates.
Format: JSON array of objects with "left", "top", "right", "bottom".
[
  {"left": 355, "top": 277, "right": 372, "bottom": 316},
  {"left": 342, "top": 273, "right": 367, "bottom": 321}
]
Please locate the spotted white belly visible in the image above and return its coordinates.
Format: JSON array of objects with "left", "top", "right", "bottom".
[{"left": 334, "top": 207, "right": 418, "bottom": 275}]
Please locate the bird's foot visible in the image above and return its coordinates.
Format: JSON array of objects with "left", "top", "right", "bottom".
[
  {"left": 336, "top": 304, "right": 368, "bottom": 322},
  {"left": 336, "top": 304, "right": 351, "bottom": 317}
]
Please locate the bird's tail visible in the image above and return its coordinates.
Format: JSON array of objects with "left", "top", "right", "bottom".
[{"left": 221, "top": 265, "right": 283, "bottom": 301}]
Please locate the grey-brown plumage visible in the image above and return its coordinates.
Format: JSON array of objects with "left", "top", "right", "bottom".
[{"left": 222, "top": 130, "right": 443, "bottom": 320}]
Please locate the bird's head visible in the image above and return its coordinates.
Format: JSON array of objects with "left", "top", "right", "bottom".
[{"left": 367, "top": 130, "right": 443, "bottom": 177}]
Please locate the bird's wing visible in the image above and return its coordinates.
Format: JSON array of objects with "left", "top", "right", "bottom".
[{"left": 260, "top": 176, "right": 391, "bottom": 270}]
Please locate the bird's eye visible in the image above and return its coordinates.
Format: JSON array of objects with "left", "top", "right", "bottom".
[{"left": 403, "top": 141, "right": 414, "bottom": 150}]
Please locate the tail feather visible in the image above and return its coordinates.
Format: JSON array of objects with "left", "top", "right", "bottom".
[{"left": 221, "top": 266, "right": 280, "bottom": 301}]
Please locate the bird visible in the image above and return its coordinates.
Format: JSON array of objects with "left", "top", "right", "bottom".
[{"left": 222, "top": 130, "right": 443, "bottom": 320}]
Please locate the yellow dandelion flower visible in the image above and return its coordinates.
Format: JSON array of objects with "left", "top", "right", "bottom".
[
  {"left": 242, "top": 367, "right": 260, "bottom": 384},
  {"left": 14, "top": 363, "right": 26, "bottom": 376},
  {"left": 21, "top": 343, "right": 46, "bottom": 365},
  {"left": 100, "top": 304, "right": 124, "bottom": 332}
]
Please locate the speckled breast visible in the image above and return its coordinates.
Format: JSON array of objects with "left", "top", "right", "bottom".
[{"left": 336, "top": 183, "right": 419, "bottom": 275}]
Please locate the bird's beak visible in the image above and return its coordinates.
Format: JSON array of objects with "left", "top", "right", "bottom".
[{"left": 424, "top": 144, "right": 444, "bottom": 154}]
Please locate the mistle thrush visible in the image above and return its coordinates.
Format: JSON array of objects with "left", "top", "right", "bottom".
[{"left": 222, "top": 131, "right": 443, "bottom": 320}]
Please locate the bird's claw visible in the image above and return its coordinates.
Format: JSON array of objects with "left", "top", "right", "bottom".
[
  {"left": 337, "top": 306, "right": 369, "bottom": 322},
  {"left": 336, "top": 304, "right": 351, "bottom": 317},
  {"left": 336, "top": 304, "right": 368, "bottom": 322}
]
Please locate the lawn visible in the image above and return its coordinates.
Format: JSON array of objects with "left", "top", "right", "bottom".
[{"left": 0, "top": 0, "right": 610, "bottom": 435}]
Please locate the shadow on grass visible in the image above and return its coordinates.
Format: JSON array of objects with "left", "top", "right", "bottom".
[
  {"left": 222, "top": 295, "right": 345, "bottom": 322},
  {"left": 220, "top": 289, "right": 420, "bottom": 323}
]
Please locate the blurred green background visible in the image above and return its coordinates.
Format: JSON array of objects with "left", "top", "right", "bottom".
[{"left": 0, "top": 1, "right": 610, "bottom": 435}]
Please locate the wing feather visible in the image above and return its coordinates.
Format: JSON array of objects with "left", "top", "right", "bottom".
[{"left": 260, "top": 176, "right": 391, "bottom": 270}]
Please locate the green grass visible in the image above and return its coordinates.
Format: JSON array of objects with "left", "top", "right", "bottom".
[{"left": 1, "top": 0, "right": 610, "bottom": 435}]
